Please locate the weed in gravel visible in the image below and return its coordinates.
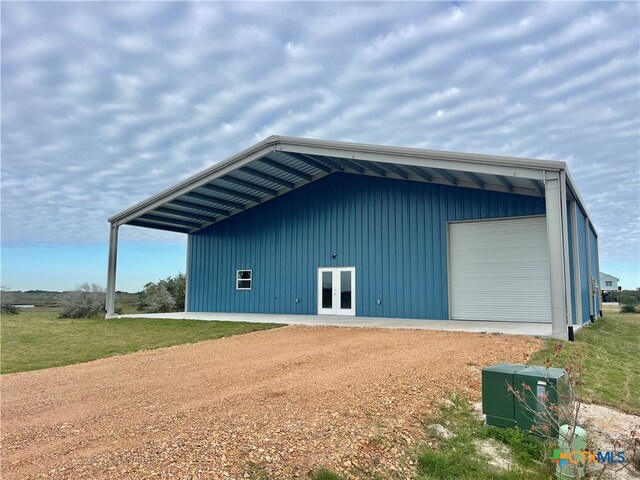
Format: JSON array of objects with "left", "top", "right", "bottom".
[
  {"left": 416, "top": 395, "right": 554, "bottom": 480},
  {"left": 308, "top": 468, "right": 344, "bottom": 480}
]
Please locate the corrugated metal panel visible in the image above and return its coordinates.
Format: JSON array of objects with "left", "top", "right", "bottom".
[
  {"left": 576, "top": 209, "right": 591, "bottom": 323},
  {"left": 506, "top": 176, "right": 538, "bottom": 189},
  {"left": 588, "top": 225, "right": 600, "bottom": 314},
  {"left": 187, "top": 172, "right": 546, "bottom": 319},
  {"left": 566, "top": 201, "right": 577, "bottom": 324},
  {"left": 266, "top": 151, "right": 322, "bottom": 176},
  {"left": 245, "top": 163, "right": 301, "bottom": 184},
  {"left": 217, "top": 178, "right": 268, "bottom": 195},
  {"left": 191, "top": 187, "right": 250, "bottom": 205},
  {"left": 449, "top": 216, "right": 551, "bottom": 323},
  {"left": 231, "top": 169, "right": 286, "bottom": 190}
]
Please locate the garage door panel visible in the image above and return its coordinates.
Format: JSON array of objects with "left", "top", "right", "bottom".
[{"left": 449, "top": 216, "right": 551, "bottom": 323}]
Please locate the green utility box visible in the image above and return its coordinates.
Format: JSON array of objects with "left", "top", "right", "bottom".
[
  {"left": 482, "top": 363, "right": 529, "bottom": 428},
  {"left": 482, "top": 363, "right": 572, "bottom": 436},
  {"left": 513, "top": 366, "right": 571, "bottom": 437}
]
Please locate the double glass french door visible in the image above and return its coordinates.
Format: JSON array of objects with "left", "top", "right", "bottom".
[{"left": 317, "top": 267, "right": 356, "bottom": 315}]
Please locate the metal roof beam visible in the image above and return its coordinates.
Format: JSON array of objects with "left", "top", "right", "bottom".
[
  {"left": 185, "top": 191, "right": 245, "bottom": 210},
  {"left": 465, "top": 171, "right": 485, "bottom": 189},
  {"left": 140, "top": 214, "right": 202, "bottom": 229},
  {"left": 110, "top": 136, "right": 566, "bottom": 225},
  {"left": 306, "top": 154, "right": 344, "bottom": 171},
  {"left": 353, "top": 159, "right": 386, "bottom": 177},
  {"left": 200, "top": 183, "right": 261, "bottom": 203},
  {"left": 495, "top": 175, "right": 514, "bottom": 192},
  {"left": 384, "top": 163, "right": 409, "bottom": 179},
  {"left": 530, "top": 179, "right": 544, "bottom": 195},
  {"left": 280, "top": 142, "right": 553, "bottom": 181},
  {"left": 110, "top": 140, "right": 278, "bottom": 224},
  {"left": 259, "top": 157, "right": 312, "bottom": 181},
  {"left": 222, "top": 176, "right": 278, "bottom": 196},
  {"left": 337, "top": 157, "right": 365, "bottom": 173},
  {"left": 169, "top": 198, "right": 231, "bottom": 216},
  {"left": 138, "top": 213, "right": 202, "bottom": 228},
  {"left": 156, "top": 206, "right": 217, "bottom": 223},
  {"left": 128, "top": 219, "right": 190, "bottom": 234},
  {"left": 436, "top": 169, "right": 458, "bottom": 186},
  {"left": 240, "top": 166, "right": 295, "bottom": 189},
  {"left": 406, "top": 165, "right": 432, "bottom": 182},
  {"left": 280, "top": 152, "right": 331, "bottom": 173}
]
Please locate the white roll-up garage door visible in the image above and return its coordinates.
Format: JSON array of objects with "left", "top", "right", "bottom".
[{"left": 449, "top": 216, "right": 551, "bottom": 323}]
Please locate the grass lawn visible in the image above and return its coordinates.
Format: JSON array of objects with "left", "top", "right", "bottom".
[
  {"left": 416, "top": 397, "right": 554, "bottom": 480},
  {"left": 529, "top": 312, "right": 640, "bottom": 415},
  {"left": 1, "top": 309, "right": 284, "bottom": 374}
]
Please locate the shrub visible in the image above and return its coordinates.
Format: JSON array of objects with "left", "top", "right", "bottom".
[
  {"left": 59, "top": 283, "right": 106, "bottom": 318},
  {"left": 163, "top": 273, "right": 185, "bottom": 311},
  {"left": 137, "top": 273, "right": 185, "bottom": 313},
  {"left": 1, "top": 286, "right": 19, "bottom": 315},
  {"left": 619, "top": 290, "right": 640, "bottom": 306},
  {"left": 137, "top": 282, "right": 176, "bottom": 313},
  {"left": 620, "top": 304, "right": 637, "bottom": 313}
]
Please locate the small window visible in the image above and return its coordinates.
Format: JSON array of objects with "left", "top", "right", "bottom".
[
  {"left": 236, "top": 270, "right": 252, "bottom": 290},
  {"left": 605, "top": 281, "right": 612, "bottom": 287}
]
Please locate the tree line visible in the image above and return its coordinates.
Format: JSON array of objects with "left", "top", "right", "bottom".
[{"left": 1, "top": 274, "right": 186, "bottom": 318}]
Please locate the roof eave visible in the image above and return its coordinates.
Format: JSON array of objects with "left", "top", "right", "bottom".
[
  {"left": 274, "top": 135, "right": 568, "bottom": 171},
  {"left": 108, "top": 135, "right": 281, "bottom": 224},
  {"left": 108, "top": 136, "right": 598, "bottom": 233}
]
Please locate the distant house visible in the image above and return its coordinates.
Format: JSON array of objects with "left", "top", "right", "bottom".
[{"left": 599, "top": 272, "right": 620, "bottom": 291}]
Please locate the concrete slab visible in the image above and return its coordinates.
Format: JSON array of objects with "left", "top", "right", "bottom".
[{"left": 118, "top": 312, "right": 552, "bottom": 337}]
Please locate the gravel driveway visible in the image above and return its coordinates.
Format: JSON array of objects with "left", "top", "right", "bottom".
[{"left": 1, "top": 325, "right": 541, "bottom": 479}]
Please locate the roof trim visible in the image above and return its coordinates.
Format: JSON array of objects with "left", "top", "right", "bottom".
[
  {"left": 108, "top": 135, "right": 280, "bottom": 223},
  {"left": 599, "top": 272, "right": 620, "bottom": 281},
  {"left": 109, "top": 135, "right": 594, "bottom": 233},
  {"left": 273, "top": 135, "right": 567, "bottom": 170}
]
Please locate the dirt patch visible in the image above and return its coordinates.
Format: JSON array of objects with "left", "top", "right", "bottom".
[
  {"left": 474, "top": 438, "right": 514, "bottom": 470},
  {"left": 1, "top": 325, "right": 541, "bottom": 479},
  {"left": 472, "top": 399, "right": 640, "bottom": 479},
  {"left": 580, "top": 403, "right": 640, "bottom": 480}
]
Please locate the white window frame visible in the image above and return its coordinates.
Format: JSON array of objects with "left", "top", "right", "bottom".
[
  {"left": 605, "top": 280, "right": 612, "bottom": 287},
  {"left": 236, "top": 269, "right": 253, "bottom": 290}
]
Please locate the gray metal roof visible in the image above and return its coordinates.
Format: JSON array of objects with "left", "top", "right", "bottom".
[
  {"left": 109, "top": 135, "right": 594, "bottom": 235},
  {"left": 599, "top": 272, "right": 620, "bottom": 281}
]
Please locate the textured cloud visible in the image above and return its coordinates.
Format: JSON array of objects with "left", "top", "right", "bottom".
[{"left": 1, "top": 2, "right": 639, "bottom": 268}]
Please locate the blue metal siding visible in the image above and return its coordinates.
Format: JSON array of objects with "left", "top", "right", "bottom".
[
  {"left": 576, "top": 208, "right": 591, "bottom": 323},
  {"left": 588, "top": 225, "right": 600, "bottom": 314},
  {"left": 567, "top": 201, "right": 577, "bottom": 324},
  {"left": 188, "top": 172, "right": 546, "bottom": 319}
]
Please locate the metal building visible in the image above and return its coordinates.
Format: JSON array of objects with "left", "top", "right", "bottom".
[{"left": 106, "top": 136, "right": 601, "bottom": 339}]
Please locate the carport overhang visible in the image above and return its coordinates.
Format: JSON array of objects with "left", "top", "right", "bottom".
[{"left": 106, "top": 135, "right": 599, "bottom": 340}]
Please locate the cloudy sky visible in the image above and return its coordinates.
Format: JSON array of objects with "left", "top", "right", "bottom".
[{"left": 2, "top": 1, "right": 639, "bottom": 292}]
